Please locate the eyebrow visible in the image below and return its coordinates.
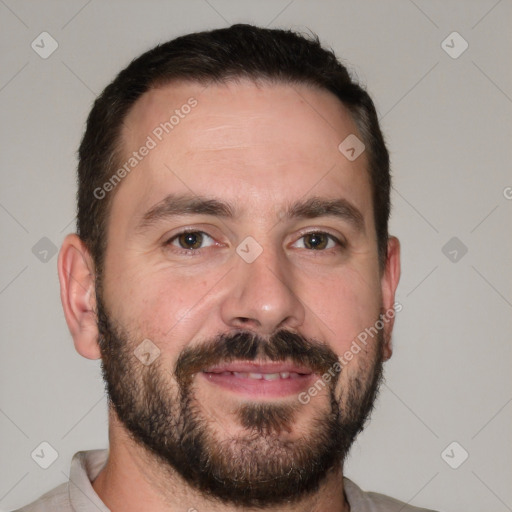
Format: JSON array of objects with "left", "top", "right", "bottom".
[{"left": 136, "top": 193, "right": 365, "bottom": 233}]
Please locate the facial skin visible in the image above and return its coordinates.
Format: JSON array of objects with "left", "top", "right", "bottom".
[{"left": 58, "top": 80, "right": 400, "bottom": 512}]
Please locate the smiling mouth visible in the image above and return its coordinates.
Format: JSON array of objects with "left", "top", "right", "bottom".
[
  {"left": 207, "top": 371, "right": 309, "bottom": 380},
  {"left": 201, "top": 361, "right": 317, "bottom": 398}
]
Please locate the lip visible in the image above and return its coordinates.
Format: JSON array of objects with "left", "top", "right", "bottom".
[{"left": 201, "top": 360, "right": 317, "bottom": 398}]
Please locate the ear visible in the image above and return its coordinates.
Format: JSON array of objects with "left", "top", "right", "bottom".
[
  {"left": 58, "top": 234, "right": 101, "bottom": 360},
  {"left": 380, "top": 236, "right": 401, "bottom": 361}
]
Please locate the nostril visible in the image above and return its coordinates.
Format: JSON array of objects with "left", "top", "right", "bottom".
[{"left": 234, "top": 317, "right": 262, "bottom": 330}]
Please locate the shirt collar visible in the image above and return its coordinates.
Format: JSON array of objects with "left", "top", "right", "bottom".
[{"left": 68, "top": 449, "right": 110, "bottom": 512}]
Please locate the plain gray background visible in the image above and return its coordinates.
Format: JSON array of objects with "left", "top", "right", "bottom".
[{"left": 1, "top": 1, "right": 511, "bottom": 511}]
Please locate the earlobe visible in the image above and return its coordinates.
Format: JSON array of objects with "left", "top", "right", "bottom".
[
  {"left": 58, "top": 234, "right": 102, "bottom": 360},
  {"left": 381, "top": 236, "right": 401, "bottom": 361}
]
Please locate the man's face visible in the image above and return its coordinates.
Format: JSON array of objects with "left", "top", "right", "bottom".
[{"left": 95, "top": 80, "right": 395, "bottom": 506}]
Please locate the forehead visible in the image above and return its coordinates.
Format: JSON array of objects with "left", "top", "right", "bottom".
[
  {"left": 113, "top": 79, "right": 372, "bottom": 228},
  {"left": 124, "top": 79, "right": 360, "bottom": 158}
]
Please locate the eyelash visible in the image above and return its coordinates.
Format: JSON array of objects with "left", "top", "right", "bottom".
[{"left": 164, "top": 229, "right": 346, "bottom": 255}]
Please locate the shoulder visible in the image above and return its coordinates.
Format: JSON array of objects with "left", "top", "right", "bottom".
[
  {"left": 10, "top": 482, "right": 70, "bottom": 512},
  {"left": 344, "top": 478, "right": 440, "bottom": 512},
  {"left": 10, "top": 449, "right": 109, "bottom": 512}
]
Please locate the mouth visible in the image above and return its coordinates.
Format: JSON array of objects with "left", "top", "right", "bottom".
[{"left": 201, "top": 361, "right": 317, "bottom": 398}]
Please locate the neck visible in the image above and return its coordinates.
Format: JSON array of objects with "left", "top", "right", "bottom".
[{"left": 92, "top": 411, "right": 350, "bottom": 512}]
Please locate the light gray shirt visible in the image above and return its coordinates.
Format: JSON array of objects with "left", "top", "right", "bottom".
[{"left": 12, "top": 449, "right": 439, "bottom": 512}]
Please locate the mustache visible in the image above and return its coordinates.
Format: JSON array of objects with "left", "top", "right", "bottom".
[{"left": 174, "top": 329, "right": 340, "bottom": 385}]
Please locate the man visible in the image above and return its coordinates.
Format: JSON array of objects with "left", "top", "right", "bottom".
[{"left": 14, "top": 24, "right": 438, "bottom": 512}]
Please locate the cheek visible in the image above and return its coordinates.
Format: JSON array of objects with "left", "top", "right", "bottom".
[
  {"left": 311, "top": 265, "right": 382, "bottom": 351},
  {"left": 115, "top": 265, "right": 222, "bottom": 346}
]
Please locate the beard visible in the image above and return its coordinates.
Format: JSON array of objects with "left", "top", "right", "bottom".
[{"left": 95, "top": 287, "right": 385, "bottom": 508}]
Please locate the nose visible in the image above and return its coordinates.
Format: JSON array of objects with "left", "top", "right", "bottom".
[{"left": 220, "top": 244, "right": 305, "bottom": 335}]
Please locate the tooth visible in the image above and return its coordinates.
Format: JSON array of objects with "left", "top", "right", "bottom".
[
  {"left": 233, "top": 372, "right": 249, "bottom": 378},
  {"left": 289, "top": 372, "right": 300, "bottom": 379},
  {"left": 262, "top": 373, "right": 280, "bottom": 381},
  {"left": 248, "top": 372, "right": 263, "bottom": 379},
  {"left": 279, "top": 372, "right": 290, "bottom": 379}
]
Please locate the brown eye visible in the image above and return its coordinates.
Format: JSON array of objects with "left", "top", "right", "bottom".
[
  {"left": 167, "top": 231, "right": 214, "bottom": 251},
  {"left": 178, "top": 232, "right": 203, "bottom": 249},
  {"left": 303, "top": 232, "right": 330, "bottom": 250},
  {"left": 291, "top": 231, "right": 344, "bottom": 252}
]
